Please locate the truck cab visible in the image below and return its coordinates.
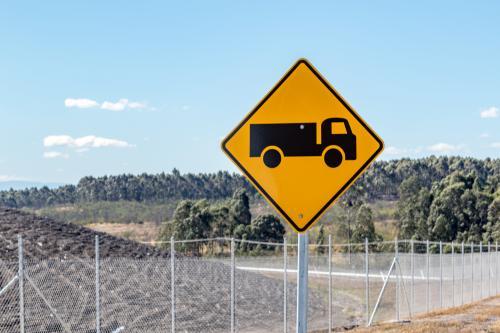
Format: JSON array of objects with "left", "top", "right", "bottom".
[{"left": 320, "top": 118, "right": 356, "bottom": 160}]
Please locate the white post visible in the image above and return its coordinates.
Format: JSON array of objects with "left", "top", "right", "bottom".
[
  {"left": 18, "top": 235, "right": 25, "bottom": 333},
  {"left": 480, "top": 242, "right": 483, "bottom": 299},
  {"left": 328, "top": 235, "right": 332, "bottom": 332},
  {"left": 95, "top": 236, "right": 101, "bottom": 333},
  {"left": 461, "top": 242, "right": 464, "bottom": 305},
  {"left": 439, "top": 241, "right": 443, "bottom": 308},
  {"left": 411, "top": 240, "right": 414, "bottom": 314},
  {"left": 426, "top": 240, "right": 430, "bottom": 313},
  {"left": 171, "top": 236, "right": 175, "bottom": 333},
  {"left": 365, "top": 238, "right": 369, "bottom": 326},
  {"left": 395, "top": 237, "right": 399, "bottom": 321},
  {"left": 488, "top": 242, "right": 491, "bottom": 297},
  {"left": 284, "top": 237, "right": 288, "bottom": 333},
  {"left": 231, "top": 238, "right": 235, "bottom": 333},
  {"left": 296, "top": 232, "right": 309, "bottom": 333},
  {"left": 452, "top": 242, "right": 455, "bottom": 307},
  {"left": 471, "top": 242, "right": 474, "bottom": 302}
]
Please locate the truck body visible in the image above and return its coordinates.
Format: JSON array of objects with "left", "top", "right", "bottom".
[{"left": 250, "top": 118, "right": 356, "bottom": 161}]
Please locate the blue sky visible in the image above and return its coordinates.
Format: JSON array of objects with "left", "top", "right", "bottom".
[{"left": 0, "top": 1, "right": 499, "bottom": 184}]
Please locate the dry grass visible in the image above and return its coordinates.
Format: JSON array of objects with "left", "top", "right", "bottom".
[
  {"left": 347, "top": 296, "right": 500, "bottom": 333},
  {"left": 413, "top": 302, "right": 477, "bottom": 319},
  {"left": 87, "top": 222, "right": 160, "bottom": 243},
  {"left": 490, "top": 320, "right": 500, "bottom": 332},
  {"left": 350, "top": 321, "right": 464, "bottom": 333}
]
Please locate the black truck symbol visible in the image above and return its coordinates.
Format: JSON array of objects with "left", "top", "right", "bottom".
[{"left": 250, "top": 118, "right": 356, "bottom": 168}]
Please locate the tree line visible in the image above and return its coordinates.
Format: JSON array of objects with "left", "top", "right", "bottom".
[
  {"left": 1, "top": 157, "right": 497, "bottom": 209},
  {"left": 397, "top": 169, "right": 499, "bottom": 243},
  {"left": 0, "top": 169, "right": 255, "bottom": 208}
]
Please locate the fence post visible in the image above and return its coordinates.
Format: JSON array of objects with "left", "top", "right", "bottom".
[
  {"left": 395, "top": 237, "right": 399, "bottom": 321},
  {"left": 461, "top": 242, "right": 464, "bottom": 305},
  {"left": 95, "top": 235, "right": 100, "bottom": 333},
  {"left": 171, "top": 236, "right": 175, "bottom": 333},
  {"left": 328, "top": 235, "right": 332, "bottom": 331},
  {"left": 284, "top": 237, "right": 287, "bottom": 333},
  {"left": 480, "top": 242, "right": 483, "bottom": 299},
  {"left": 365, "top": 238, "right": 369, "bottom": 326},
  {"left": 497, "top": 241, "right": 499, "bottom": 295},
  {"left": 451, "top": 241, "right": 454, "bottom": 307},
  {"left": 426, "top": 240, "right": 430, "bottom": 313},
  {"left": 410, "top": 239, "right": 414, "bottom": 315},
  {"left": 488, "top": 242, "right": 491, "bottom": 297},
  {"left": 18, "top": 235, "right": 25, "bottom": 333},
  {"left": 231, "top": 238, "right": 235, "bottom": 333},
  {"left": 471, "top": 242, "right": 474, "bottom": 302},
  {"left": 439, "top": 241, "right": 442, "bottom": 308}
]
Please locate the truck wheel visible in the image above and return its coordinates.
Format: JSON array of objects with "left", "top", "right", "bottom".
[
  {"left": 263, "top": 149, "right": 281, "bottom": 168},
  {"left": 324, "top": 148, "right": 342, "bottom": 168}
]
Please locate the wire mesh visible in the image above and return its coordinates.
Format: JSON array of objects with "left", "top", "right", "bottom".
[
  {"left": 100, "top": 257, "right": 170, "bottom": 333},
  {"left": 306, "top": 246, "right": 330, "bottom": 332},
  {"left": 24, "top": 259, "right": 95, "bottom": 333},
  {"left": 0, "top": 261, "right": 19, "bottom": 333},
  {"left": 234, "top": 241, "right": 286, "bottom": 333},
  {"left": 1, "top": 237, "right": 500, "bottom": 332}
]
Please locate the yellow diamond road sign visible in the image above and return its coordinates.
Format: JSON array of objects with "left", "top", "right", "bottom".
[{"left": 222, "top": 59, "right": 384, "bottom": 232}]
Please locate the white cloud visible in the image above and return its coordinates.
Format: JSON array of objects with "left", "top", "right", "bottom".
[
  {"left": 65, "top": 97, "right": 148, "bottom": 111},
  {"left": 65, "top": 98, "right": 99, "bottom": 109},
  {"left": 101, "top": 98, "right": 129, "bottom": 111},
  {"left": 181, "top": 105, "right": 190, "bottom": 111},
  {"left": 480, "top": 106, "right": 498, "bottom": 118},
  {"left": 428, "top": 142, "right": 464, "bottom": 153},
  {"left": 128, "top": 102, "right": 146, "bottom": 109},
  {"left": 43, "top": 151, "right": 69, "bottom": 159},
  {"left": 383, "top": 146, "right": 406, "bottom": 155},
  {"left": 44, "top": 135, "right": 73, "bottom": 147},
  {"left": 480, "top": 133, "right": 490, "bottom": 138},
  {"left": 44, "top": 135, "right": 133, "bottom": 149},
  {"left": 381, "top": 146, "right": 425, "bottom": 157},
  {"left": 0, "top": 175, "right": 30, "bottom": 183},
  {"left": 0, "top": 175, "right": 22, "bottom": 182},
  {"left": 491, "top": 142, "right": 500, "bottom": 149}
]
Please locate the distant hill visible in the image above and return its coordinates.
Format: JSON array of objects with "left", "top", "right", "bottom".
[{"left": 0, "top": 181, "right": 66, "bottom": 191}]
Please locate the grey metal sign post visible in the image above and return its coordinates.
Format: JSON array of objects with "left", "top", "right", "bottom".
[{"left": 296, "top": 232, "right": 309, "bottom": 333}]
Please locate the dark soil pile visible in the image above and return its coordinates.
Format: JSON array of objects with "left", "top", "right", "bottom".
[{"left": 0, "top": 208, "right": 168, "bottom": 260}]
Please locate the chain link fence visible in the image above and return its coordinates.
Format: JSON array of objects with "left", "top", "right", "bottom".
[{"left": 1, "top": 236, "right": 499, "bottom": 332}]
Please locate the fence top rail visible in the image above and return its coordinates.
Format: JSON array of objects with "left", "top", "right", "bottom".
[
  {"left": 234, "top": 239, "right": 286, "bottom": 246},
  {"left": 135, "top": 237, "right": 499, "bottom": 249}
]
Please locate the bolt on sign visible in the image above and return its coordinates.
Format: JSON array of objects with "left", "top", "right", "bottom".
[{"left": 222, "top": 59, "right": 384, "bottom": 232}]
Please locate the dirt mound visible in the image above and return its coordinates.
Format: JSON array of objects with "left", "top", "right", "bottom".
[{"left": 0, "top": 208, "right": 168, "bottom": 260}]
